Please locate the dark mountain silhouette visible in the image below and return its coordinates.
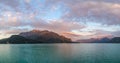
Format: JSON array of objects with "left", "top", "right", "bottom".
[
  {"left": 0, "top": 30, "right": 120, "bottom": 44},
  {"left": 9, "top": 35, "right": 28, "bottom": 44},
  {"left": 76, "top": 37, "right": 120, "bottom": 43},
  {"left": 0, "top": 38, "right": 9, "bottom": 44},
  {"left": 108, "top": 37, "right": 120, "bottom": 43},
  {"left": 76, "top": 38, "right": 98, "bottom": 43},
  {"left": 0, "top": 30, "right": 72, "bottom": 44},
  {"left": 93, "top": 37, "right": 110, "bottom": 43},
  {"left": 19, "top": 30, "right": 71, "bottom": 43}
]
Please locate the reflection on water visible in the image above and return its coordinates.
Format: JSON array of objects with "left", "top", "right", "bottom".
[
  {"left": 71, "top": 44, "right": 120, "bottom": 63},
  {"left": 0, "top": 45, "right": 11, "bottom": 62},
  {"left": 0, "top": 44, "right": 120, "bottom": 63}
]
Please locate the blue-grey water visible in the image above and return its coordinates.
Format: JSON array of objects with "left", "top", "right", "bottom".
[{"left": 0, "top": 44, "right": 120, "bottom": 63}]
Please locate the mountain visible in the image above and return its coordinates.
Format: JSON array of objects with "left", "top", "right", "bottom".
[
  {"left": 8, "top": 35, "right": 28, "bottom": 44},
  {"left": 93, "top": 37, "right": 110, "bottom": 43},
  {"left": 108, "top": 37, "right": 120, "bottom": 43},
  {"left": 0, "top": 30, "right": 72, "bottom": 44},
  {"left": 76, "top": 38, "right": 98, "bottom": 43},
  {"left": 76, "top": 37, "right": 120, "bottom": 43},
  {"left": 19, "top": 30, "right": 71, "bottom": 43},
  {"left": 0, "top": 38, "right": 9, "bottom": 44}
]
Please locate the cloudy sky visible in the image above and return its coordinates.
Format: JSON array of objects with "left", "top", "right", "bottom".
[{"left": 0, "top": 0, "right": 120, "bottom": 41}]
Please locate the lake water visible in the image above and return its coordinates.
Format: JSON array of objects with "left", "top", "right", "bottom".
[{"left": 0, "top": 44, "right": 120, "bottom": 63}]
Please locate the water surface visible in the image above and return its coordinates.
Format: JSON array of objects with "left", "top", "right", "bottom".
[{"left": 0, "top": 44, "right": 120, "bottom": 63}]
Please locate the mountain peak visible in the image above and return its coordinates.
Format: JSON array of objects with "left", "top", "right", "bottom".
[
  {"left": 19, "top": 30, "right": 72, "bottom": 43},
  {"left": 30, "top": 29, "right": 53, "bottom": 34},
  {"left": 31, "top": 29, "right": 40, "bottom": 32}
]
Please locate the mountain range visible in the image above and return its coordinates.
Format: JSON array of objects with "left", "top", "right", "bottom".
[
  {"left": 76, "top": 37, "right": 120, "bottom": 43},
  {"left": 0, "top": 30, "right": 72, "bottom": 44},
  {"left": 0, "top": 30, "right": 120, "bottom": 44}
]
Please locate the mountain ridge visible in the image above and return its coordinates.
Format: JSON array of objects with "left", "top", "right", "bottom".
[
  {"left": 0, "top": 30, "right": 120, "bottom": 43},
  {"left": 0, "top": 30, "right": 72, "bottom": 44},
  {"left": 76, "top": 37, "right": 120, "bottom": 43}
]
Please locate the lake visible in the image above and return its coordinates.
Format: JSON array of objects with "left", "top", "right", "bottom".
[{"left": 0, "top": 44, "right": 120, "bottom": 63}]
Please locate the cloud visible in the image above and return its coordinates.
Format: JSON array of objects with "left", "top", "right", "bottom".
[
  {"left": 33, "top": 20, "right": 85, "bottom": 31},
  {"left": 62, "top": 32, "right": 81, "bottom": 41},
  {"left": 112, "top": 31, "right": 120, "bottom": 37},
  {"left": 1, "top": 0, "right": 120, "bottom": 25},
  {"left": 4, "top": 29, "right": 29, "bottom": 34},
  {"left": 0, "top": 0, "right": 120, "bottom": 40},
  {"left": 0, "top": 18, "right": 85, "bottom": 34},
  {"left": 62, "top": 1, "right": 120, "bottom": 25},
  {"left": 44, "top": 0, "right": 120, "bottom": 25},
  {"left": 0, "top": 0, "right": 19, "bottom": 8},
  {"left": 91, "top": 30, "right": 113, "bottom": 38}
]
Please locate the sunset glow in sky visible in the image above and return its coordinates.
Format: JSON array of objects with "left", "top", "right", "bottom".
[{"left": 0, "top": 0, "right": 120, "bottom": 41}]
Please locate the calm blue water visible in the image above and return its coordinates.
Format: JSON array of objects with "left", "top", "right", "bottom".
[{"left": 0, "top": 44, "right": 120, "bottom": 63}]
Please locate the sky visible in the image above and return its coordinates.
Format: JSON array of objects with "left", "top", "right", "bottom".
[{"left": 0, "top": 0, "right": 120, "bottom": 41}]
